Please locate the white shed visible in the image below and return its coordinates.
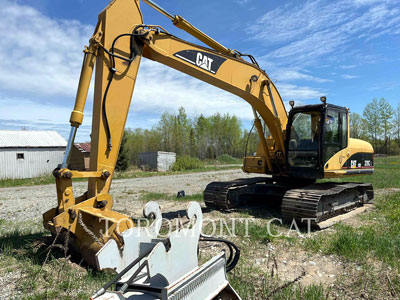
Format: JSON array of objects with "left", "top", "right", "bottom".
[
  {"left": 0, "top": 131, "right": 67, "bottom": 179},
  {"left": 138, "top": 151, "right": 176, "bottom": 172}
]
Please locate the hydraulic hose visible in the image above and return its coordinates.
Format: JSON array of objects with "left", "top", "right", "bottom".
[{"left": 199, "top": 234, "right": 240, "bottom": 273}]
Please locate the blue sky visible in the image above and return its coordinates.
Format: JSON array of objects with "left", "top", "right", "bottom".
[{"left": 0, "top": 0, "right": 399, "bottom": 141}]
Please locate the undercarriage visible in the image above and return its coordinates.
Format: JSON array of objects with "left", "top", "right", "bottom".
[{"left": 204, "top": 178, "right": 373, "bottom": 227}]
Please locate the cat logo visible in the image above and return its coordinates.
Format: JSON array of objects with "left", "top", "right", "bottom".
[
  {"left": 196, "top": 52, "right": 213, "bottom": 72},
  {"left": 173, "top": 50, "right": 227, "bottom": 74}
]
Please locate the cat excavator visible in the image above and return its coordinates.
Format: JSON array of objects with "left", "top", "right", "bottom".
[{"left": 42, "top": 0, "right": 374, "bottom": 297}]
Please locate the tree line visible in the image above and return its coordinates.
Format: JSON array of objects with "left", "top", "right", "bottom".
[
  {"left": 122, "top": 107, "right": 259, "bottom": 167},
  {"left": 350, "top": 98, "right": 400, "bottom": 154}
]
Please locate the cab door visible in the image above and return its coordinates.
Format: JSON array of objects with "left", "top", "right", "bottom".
[{"left": 322, "top": 108, "right": 348, "bottom": 169}]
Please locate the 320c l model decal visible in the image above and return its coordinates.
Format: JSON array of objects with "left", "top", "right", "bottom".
[
  {"left": 341, "top": 153, "right": 374, "bottom": 169},
  {"left": 173, "top": 50, "right": 227, "bottom": 74}
]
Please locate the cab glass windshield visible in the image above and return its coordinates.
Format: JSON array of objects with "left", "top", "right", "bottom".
[{"left": 287, "top": 111, "right": 321, "bottom": 168}]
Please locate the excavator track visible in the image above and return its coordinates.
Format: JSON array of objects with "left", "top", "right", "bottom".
[
  {"left": 281, "top": 182, "right": 374, "bottom": 225},
  {"left": 204, "top": 178, "right": 373, "bottom": 226},
  {"left": 204, "top": 177, "right": 272, "bottom": 209}
]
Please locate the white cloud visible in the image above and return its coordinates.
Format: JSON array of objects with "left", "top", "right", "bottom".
[
  {"left": 341, "top": 74, "right": 358, "bottom": 79},
  {"left": 0, "top": 95, "right": 93, "bottom": 140},
  {"left": 276, "top": 83, "right": 323, "bottom": 100},
  {"left": 250, "top": 0, "right": 400, "bottom": 66},
  {"left": 235, "top": 0, "right": 251, "bottom": 5},
  {"left": 353, "top": 0, "right": 386, "bottom": 6},
  {"left": 0, "top": 97, "right": 68, "bottom": 124},
  {"left": 0, "top": 1, "right": 93, "bottom": 97},
  {"left": 271, "top": 68, "right": 332, "bottom": 83},
  {"left": 339, "top": 64, "right": 357, "bottom": 69},
  {"left": 249, "top": 1, "right": 350, "bottom": 44}
]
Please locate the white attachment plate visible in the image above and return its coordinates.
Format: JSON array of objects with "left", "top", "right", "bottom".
[
  {"left": 147, "top": 201, "right": 203, "bottom": 286},
  {"left": 95, "top": 201, "right": 162, "bottom": 281}
]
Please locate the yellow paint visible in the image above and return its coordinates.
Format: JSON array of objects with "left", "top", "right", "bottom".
[{"left": 324, "top": 114, "right": 374, "bottom": 175}]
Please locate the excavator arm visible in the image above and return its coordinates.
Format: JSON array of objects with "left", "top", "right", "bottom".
[
  {"left": 72, "top": 0, "right": 288, "bottom": 192},
  {"left": 43, "top": 0, "right": 287, "bottom": 268}
]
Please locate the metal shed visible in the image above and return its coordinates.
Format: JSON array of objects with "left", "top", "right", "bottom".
[
  {"left": 0, "top": 130, "right": 67, "bottom": 179},
  {"left": 138, "top": 151, "right": 176, "bottom": 172}
]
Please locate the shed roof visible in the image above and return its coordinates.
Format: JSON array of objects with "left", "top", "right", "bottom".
[
  {"left": 0, "top": 130, "right": 67, "bottom": 148},
  {"left": 74, "top": 143, "right": 91, "bottom": 153}
]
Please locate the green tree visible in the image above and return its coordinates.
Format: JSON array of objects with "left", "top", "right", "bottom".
[
  {"left": 116, "top": 130, "right": 130, "bottom": 171},
  {"left": 194, "top": 114, "right": 211, "bottom": 159},
  {"left": 379, "top": 97, "right": 394, "bottom": 153},
  {"left": 392, "top": 102, "right": 400, "bottom": 147},
  {"left": 123, "top": 107, "right": 260, "bottom": 166},
  {"left": 363, "top": 98, "right": 382, "bottom": 151},
  {"left": 349, "top": 112, "right": 364, "bottom": 139},
  {"left": 158, "top": 112, "right": 174, "bottom": 152},
  {"left": 173, "top": 107, "right": 191, "bottom": 155}
]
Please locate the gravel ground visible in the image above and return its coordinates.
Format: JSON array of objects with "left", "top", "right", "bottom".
[
  {"left": 0, "top": 169, "right": 255, "bottom": 222},
  {"left": 0, "top": 168, "right": 383, "bottom": 297}
]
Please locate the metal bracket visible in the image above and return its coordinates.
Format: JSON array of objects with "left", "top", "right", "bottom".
[{"left": 95, "top": 201, "right": 162, "bottom": 281}]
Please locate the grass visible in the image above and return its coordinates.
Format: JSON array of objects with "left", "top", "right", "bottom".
[
  {"left": 0, "top": 220, "right": 114, "bottom": 299},
  {"left": 216, "top": 154, "right": 242, "bottom": 165},
  {"left": 304, "top": 192, "right": 400, "bottom": 270},
  {"left": 225, "top": 255, "right": 328, "bottom": 299},
  {"left": 0, "top": 174, "right": 55, "bottom": 188},
  {"left": 303, "top": 192, "right": 400, "bottom": 298},
  {"left": 234, "top": 220, "right": 285, "bottom": 244},
  {"left": 319, "top": 155, "right": 400, "bottom": 189},
  {"left": 140, "top": 192, "right": 203, "bottom": 202},
  {"left": 201, "top": 214, "right": 295, "bottom": 245}
]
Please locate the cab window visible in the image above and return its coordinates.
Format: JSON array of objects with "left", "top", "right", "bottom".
[
  {"left": 288, "top": 112, "right": 320, "bottom": 151},
  {"left": 324, "top": 111, "right": 339, "bottom": 144},
  {"left": 323, "top": 110, "right": 347, "bottom": 163},
  {"left": 287, "top": 111, "right": 321, "bottom": 168}
]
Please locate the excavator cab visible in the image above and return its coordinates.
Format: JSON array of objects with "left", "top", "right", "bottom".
[{"left": 285, "top": 102, "right": 349, "bottom": 179}]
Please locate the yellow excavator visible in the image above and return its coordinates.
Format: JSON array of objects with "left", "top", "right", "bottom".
[{"left": 43, "top": 0, "right": 374, "bottom": 271}]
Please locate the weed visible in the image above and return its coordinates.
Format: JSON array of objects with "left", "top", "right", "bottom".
[
  {"left": 216, "top": 154, "right": 242, "bottom": 165},
  {"left": 0, "top": 221, "right": 114, "bottom": 299},
  {"left": 228, "top": 262, "right": 327, "bottom": 299},
  {"left": 304, "top": 192, "right": 400, "bottom": 270},
  {"left": 171, "top": 155, "right": 203, "bottom": 171},
  {"left": 140, "top": 192, "right": 203, "bottom": 202},
  {"left": 0, "top": 174, "right": 55, "bottom": 188},
  {"left": 235, "top": 220, "right": 280, "bottom": 244}
]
